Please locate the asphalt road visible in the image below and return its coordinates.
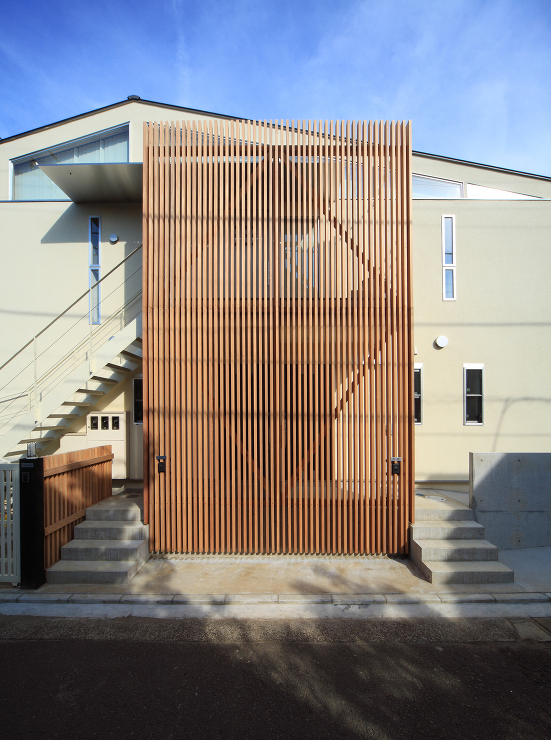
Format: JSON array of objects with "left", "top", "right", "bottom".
[{"left": 1, "top": 617, "right": 550, "bottom": 740}]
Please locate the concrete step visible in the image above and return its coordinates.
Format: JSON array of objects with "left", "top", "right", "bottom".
[
  {"left": 416, "top": 560, "right": 514, "bottom": 585},
  {"left": 74, "top": 520, "right": 147, "bottom": 541},
  {"left": 411, "top": 520, "right": 485, "bottom": 540},
  {"left": 411, "top": 538, "right": 498, "bottom": 562},
  {"left": 61, "top": 539, "right": 148, "bottom": 564},
  {"left": 46, "top": 560, "right": 140, "bottom": 585},
  {"left": 85, "top": 497, "right": 143, "bottom": 522},
  {"left": 415, "top": 505, "right": 474, "bottom": 522}
]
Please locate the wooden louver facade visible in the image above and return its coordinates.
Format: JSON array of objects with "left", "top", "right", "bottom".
[{"left": 142, "top": 119, "right": 414, "bottom": 555}]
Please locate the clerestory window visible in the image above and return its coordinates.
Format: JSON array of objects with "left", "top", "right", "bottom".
[{"left": 11, "top": 125, "right": 129, "bottom": 200}]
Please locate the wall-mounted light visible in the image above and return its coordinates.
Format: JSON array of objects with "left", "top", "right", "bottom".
[
  {"left": 435, "top": 335, "right": 448, "bottom": 348},
  {"left": 109, "top": 234, "right": 118, "bottom": 244}
]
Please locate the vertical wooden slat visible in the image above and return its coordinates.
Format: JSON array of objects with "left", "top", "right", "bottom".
[
  {"left": 175, "top": 121, "right": 183, "bottom": 554},
  {"left": 185, "top": 121, "right": 193, "bottom": 552}
]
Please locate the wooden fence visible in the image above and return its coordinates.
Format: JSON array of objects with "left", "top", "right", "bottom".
[
  {"left": 43, "top": 446, "right": 113, "bottom": 569},
  {"left": 143, "top": 119, "right": 414, "bottom": 555}
]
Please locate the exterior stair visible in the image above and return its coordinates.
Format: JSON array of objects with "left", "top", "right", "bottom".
[
  {"left": 410, "top": 494, "right": 514, "bottom": 584},
  {"left": 46, "top": 493, "right": 149, "bottom": 585},
  {"left": 1, "top": 331, "right": 142, "bottom": 460}
]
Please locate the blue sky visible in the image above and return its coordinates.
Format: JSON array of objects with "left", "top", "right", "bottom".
[{"left": 2, "top": 0, "right": 551, "bottom": 175}]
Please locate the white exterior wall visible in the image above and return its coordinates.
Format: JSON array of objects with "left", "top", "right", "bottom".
[{"left": 411, "top": 195, "right": 551, "bottom": 482}]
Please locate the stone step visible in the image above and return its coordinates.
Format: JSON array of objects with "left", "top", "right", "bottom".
[
  {"left": 415, "top": 506, "right": 474, "bottom": 522},
  {"left": 74, "top": 520, "right": 147, "bottom": 541},
  {"left": 416, "top": 560, "right": 514, "bottom": 585},
  {"left": 411, "top": 520, "right": 485, "bottom": 540},
  {"left": 411, "top": 538, "right": 498, "bottom": 562},
  {"left": 46, "top": 560, "right": 140, "bottom": 585},
  {"left": 85, "top": 497, "right": 143, "bottom": 522},
  {"left": 61, "top": 539, "right": 148, "bottom": 564}
]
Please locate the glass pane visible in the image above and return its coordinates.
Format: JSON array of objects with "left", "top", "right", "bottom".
[
  {"left": 90, "top": 218, "right": 100, "bottom": 265},
  {"left": 102, "top": 131, "right": 129, "bottom": 162},
  {"left": 134, "top": 379, "right": 143, "bottom": 423},
  {"left": 466, "top": 395, "right": 482, "bottom": 423},
  {"left": 13, "top": 160, "right": 68, "bottom": 200},
  {"left": 77, "top": 138, "right": 101, "bottom": 163},
  {"left": 90, "top": 268, "right": 100, "bottom": 324},
  {"left": 414, "top": 369, "right": 421, "bottom": 395},
  {"left": 445, "top": 269, "right": 454, "bottom": 299},
  {"left": 466, "top": 369, "right": 482, "bottom": 395},
  {"left": 412, "top": 174, "right": 462, "bottom": 199},
  {"left": 444, "top": 217, "right": 454, "bottom": 264},
  {"left": 414, "top": 395, "right": 422, "bottom": 424}
]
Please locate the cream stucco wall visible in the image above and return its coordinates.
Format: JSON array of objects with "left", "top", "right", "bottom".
[
  {"left": 0, "top": 201, "right": 142, "bottom": 369},
  {"left": 412, "top": 198, "right": 551, "bottom": 482}
]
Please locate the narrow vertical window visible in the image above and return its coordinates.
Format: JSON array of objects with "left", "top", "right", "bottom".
[
  {"left": 89, "top": 216, "right": 101, "bottom": 324},
  {"left": 133, "top": 377, "right": 143, "bottom": 424},
  {"left": 442, "top": 215, "right": 456, "bottom": 300},
  {"left": 464, "top": 364, "right": 483, "bottom": 425},
  {"left": 414, "top": 364, "right": 422, "bottom": 424}
]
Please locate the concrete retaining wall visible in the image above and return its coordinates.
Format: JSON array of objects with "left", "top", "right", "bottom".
[{"left": 469, "top": 453, "right": 551, "bottom": 549}]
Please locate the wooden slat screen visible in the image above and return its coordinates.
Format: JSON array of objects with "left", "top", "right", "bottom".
[
  {"left": 143, "top": 119, "right": 414, "bottom": 555},
  {"left": 43, "top": 445, "right": 113, "bottom": 568}
]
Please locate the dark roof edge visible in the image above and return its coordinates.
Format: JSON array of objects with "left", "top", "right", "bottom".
[
  {"left": 2, "top": 103, "right": 550, "bottom": 183},
  {"left": 413, "top": 149, "right": 551, "bottom": 183},
  {"left": 0, "top": 98, "right": 246, "bottom": 145}
]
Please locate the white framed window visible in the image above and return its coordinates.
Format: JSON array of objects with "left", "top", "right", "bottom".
[
  {"left": 89, "top": 216, "right": 101, "bottom": 324},
  {"left": 464, "top": 364, "right": 483, "bottom": 425},
  {"left": 412, "top": 174, "right": 463, "bottom": 199},
  {"left": 133, "top": 377, "right": 143, "bottom": 424},
  {"left": 414, "top": 363, "right": 423, "bottom": 424},
  {"left": 10, "top": 124, "right": 129, "bottom": 201},
  {"left": 442, "top": 215, "right": 456, "bottom": 301}
]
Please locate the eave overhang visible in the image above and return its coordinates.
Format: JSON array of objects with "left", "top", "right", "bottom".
[{"left": 39, "top": 163, "right": 142, "bottom": 203}]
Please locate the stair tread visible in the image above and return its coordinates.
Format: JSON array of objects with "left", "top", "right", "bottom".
[
  {"left": 48, "top": 561, "right": 136, "bottom": 572},
  {"left": 422, "top": 561, "right": 513, "bottom": 572},
  {"left": 106, "top": 363, "right": 131, "bottom": 373},
  {"left": 413, "top": 539, "right": 497, "bottom": 549},
  {"left": 63, "top": 539, "right": 144, "bottom": 549},
  {"left": 413, "top": 520, "right": 482, "bottom": 527},
  {"left": 121, "top": 350, "right": 142, "bottom": 361},
  {"left": 76, "top": 520, "right": 145, "bottom": 528}
]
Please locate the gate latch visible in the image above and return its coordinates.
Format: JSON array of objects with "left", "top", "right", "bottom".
[
  {"left": 390, "top": 457, "right": 401, "bottom": 476},
  {"left": 156, "top": 455, "right": 166, "bottom": 474}
]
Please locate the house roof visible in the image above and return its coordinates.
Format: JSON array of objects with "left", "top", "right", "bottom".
[
  {"left": 2, "top": 97, "right": 550, "bottom": 183},
  {"left": 0, "top": 97, "right": 243, "bottom": 145}
]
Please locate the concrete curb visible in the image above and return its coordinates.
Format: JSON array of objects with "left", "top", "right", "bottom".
[{"left": 1, "top": 591, "right": 550, "bottom": 606}]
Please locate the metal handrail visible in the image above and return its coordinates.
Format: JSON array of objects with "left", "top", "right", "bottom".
[{"left": 0, "top": 244, "right": 142, "bottom": 373}]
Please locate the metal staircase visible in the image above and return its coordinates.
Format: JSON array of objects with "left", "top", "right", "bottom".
[{"left": 0, "top": 246, "right": 142, "bottom": 460}]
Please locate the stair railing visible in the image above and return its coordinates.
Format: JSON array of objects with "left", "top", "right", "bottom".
[{"left": 0, "top": 245, "right": 142, "bottom": 436}]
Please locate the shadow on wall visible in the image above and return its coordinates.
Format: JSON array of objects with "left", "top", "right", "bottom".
[
  {"left": 40, "top": 202, "right": 142, "bottom": 244},
  {"left": 470, "top": 451, "right": 551, "bottom": 550}
]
